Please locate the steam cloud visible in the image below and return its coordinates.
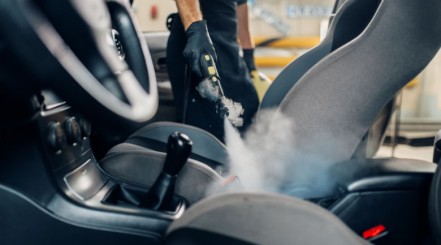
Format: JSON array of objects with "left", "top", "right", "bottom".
[
  {"left": 196, "top": 79, "right": 244, "bottom": 127},
  {"left": 224, "top": 109, "right": 293, "bottom": 193},
  {"left": 207, "top": 109, "right": 335, "bottom": 199}
]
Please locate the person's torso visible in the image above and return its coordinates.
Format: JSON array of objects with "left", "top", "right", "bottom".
[{"left": 200, "top": 0, "right": 238, "bottom": 36}]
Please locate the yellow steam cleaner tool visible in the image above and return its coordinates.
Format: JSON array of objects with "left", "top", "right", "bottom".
[{"left": 196, "top": 54, "right": 244, "bottom": 127}]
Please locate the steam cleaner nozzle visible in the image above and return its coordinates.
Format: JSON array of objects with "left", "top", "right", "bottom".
[{"left": 195, "top": 53, "right": 244, "bottom": 127}]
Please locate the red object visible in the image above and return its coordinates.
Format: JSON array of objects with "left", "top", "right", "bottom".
[
  {"left": 150, "top": 5, "right": 158, "bottom": 19},
  {"left": 221, "top": 176, "right": 239, "bottom": 186},
  {"left": 362, "top": 224, "right": 387, "bottom": 239}
]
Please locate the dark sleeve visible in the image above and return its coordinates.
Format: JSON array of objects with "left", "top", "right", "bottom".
[{"left": 237, "top": 0, "right": 247, "bottom": 5}]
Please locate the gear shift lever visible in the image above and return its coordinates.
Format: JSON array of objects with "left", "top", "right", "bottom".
[{"left": 140, "top": 132, "right": 192, "bottom": 210}]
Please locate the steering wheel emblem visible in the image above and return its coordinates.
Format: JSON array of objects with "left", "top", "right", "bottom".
[{"left": 111, "top": 29, "right": 125, "bottom": 60}]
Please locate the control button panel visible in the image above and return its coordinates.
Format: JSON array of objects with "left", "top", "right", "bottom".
[
  {"left": 44, "top": 114, "right": 92, "bottom": 153},
  {"left": 40, "top": 106, "right": 93, "bottom": 171}
]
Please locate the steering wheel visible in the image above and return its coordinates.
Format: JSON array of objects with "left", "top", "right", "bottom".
[{"left": 0, "top": 0, "right": 157, "bottom": 127}]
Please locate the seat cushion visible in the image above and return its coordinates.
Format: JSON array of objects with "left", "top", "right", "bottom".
[
  {"left": 126, "top": 122, "right": 229, "bottom": 172},
  {"left": 166, "top": 192, "right": 370, "bottom": 245},
  {"left": 101, "top": 143, "right": 224, "bottom": 204}
]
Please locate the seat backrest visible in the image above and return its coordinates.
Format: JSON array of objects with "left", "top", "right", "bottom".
[
  {"left": 261, "top": 0, "right": 392, "bottom": 159},
  {"left": 260, "top": 0, "right": 381, "bottom": 109},
  {"left": 352, "top": 97, "right": 395, "bottom": 159},
  {"left": 279, "top": 0, "right": 441, "bottom": 179}
]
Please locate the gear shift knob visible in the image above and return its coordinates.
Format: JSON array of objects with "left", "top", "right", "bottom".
[
  {"left": 140, "top": 132, "right": 192, "bottom": 210},
  {"left": 163, "top": 132, "right": 192, "bottom": 176}
]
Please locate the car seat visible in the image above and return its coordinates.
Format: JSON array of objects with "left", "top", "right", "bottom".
[
  {"left": 102, "top": 0, "right": 381, "bottom": 172},
  {"left": 100, "top": 0, "right": 441, "bottom": 200}
]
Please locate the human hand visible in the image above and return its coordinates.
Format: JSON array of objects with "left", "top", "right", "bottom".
[
  {"left": 242, "top": 48, "right": 257, "bottom": 72},
  {"left": 183, "top": 20, "right": 217, "bottom": 78}
]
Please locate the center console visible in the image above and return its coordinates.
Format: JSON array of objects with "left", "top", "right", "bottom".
[
  {"left": 9, "top": 94, "right": 191, "bottom": 244},
  {"left": 1, "top": 92, "right": 437, "bottom": 245},
  {"left": 312, "top": 158, "right": 436, "bottom": 244}
]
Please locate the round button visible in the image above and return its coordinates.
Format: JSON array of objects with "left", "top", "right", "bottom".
[
  {"left": 78, "top": 118, "right": 92, "bottom": 138},
  {"left": 64, "top": 117, "right": 82, "bottom": 144},
  {"left": 47, "top": 122, "right": 67, "bottom": 151}
]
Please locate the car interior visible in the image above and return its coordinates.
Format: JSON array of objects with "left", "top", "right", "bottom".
[{"left": 0, "top": 0, "right": 440, "bottom": 244}]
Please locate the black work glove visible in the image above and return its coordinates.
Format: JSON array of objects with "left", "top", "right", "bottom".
[
  {"left": 183, "top": 20, "right": 217, "bottom": 78},
  {"left": 242, "top": 48, "right": 257, "bottom": 72}
]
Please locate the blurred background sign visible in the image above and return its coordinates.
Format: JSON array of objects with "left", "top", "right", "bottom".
[
  {"left": 286, "top": 4, "right": 333, "bottom": 18},
  {"left": 251, "top": 4, "right": 290, "bottom": 35}
]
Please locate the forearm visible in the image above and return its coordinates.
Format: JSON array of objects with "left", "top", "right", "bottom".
[
  {"left": 175, "top": 0, "right": 203, "bottom": 30},
  {"left": 237, "top": 3, "right": 254, "bottom": 49}
]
